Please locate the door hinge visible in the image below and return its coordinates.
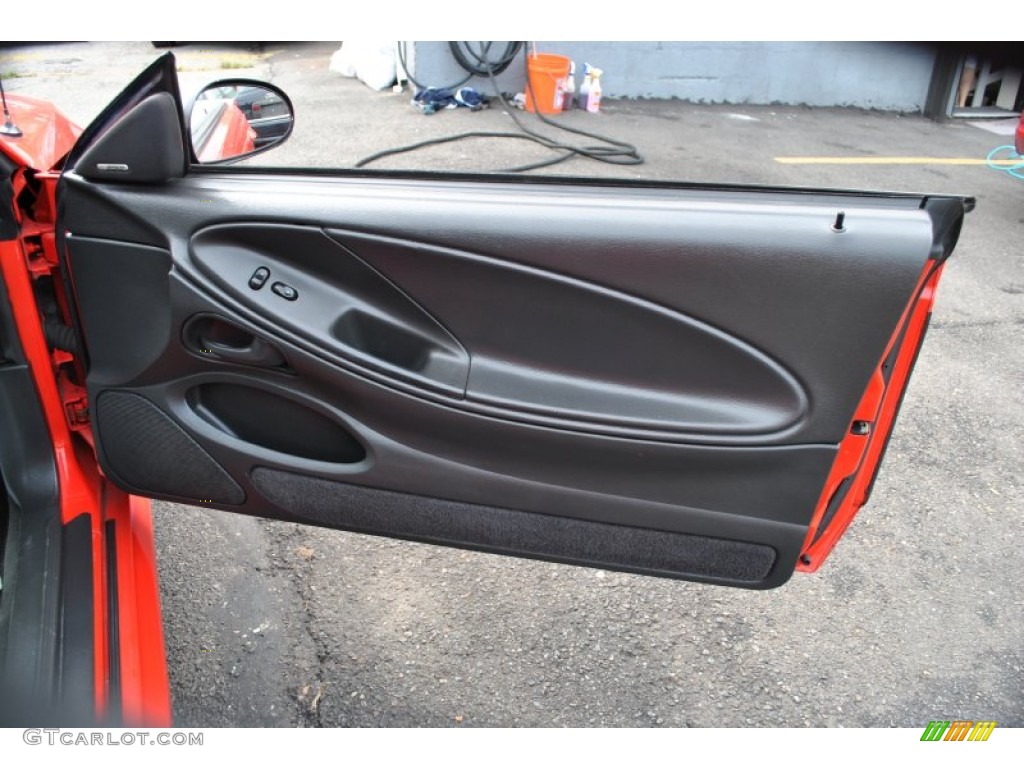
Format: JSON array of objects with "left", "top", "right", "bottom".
[{"left": 65, "top": 396, "right": 89, "bottom": 426}]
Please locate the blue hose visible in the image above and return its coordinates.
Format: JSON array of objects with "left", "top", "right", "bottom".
[{"left": 986, "top": 145, "right": 1024, "bottom": 180}]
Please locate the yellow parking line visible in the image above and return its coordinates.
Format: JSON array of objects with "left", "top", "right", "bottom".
[{"left": 776, "top": 156, "right": 1021, "bottom": 166}]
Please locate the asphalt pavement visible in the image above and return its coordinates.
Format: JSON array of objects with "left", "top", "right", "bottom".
[{"left": 2, "top": 41, "right": 1021, "bottom": 727}]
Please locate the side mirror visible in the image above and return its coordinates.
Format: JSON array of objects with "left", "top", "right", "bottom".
[{"left": 189, "top": 79, "right": 293, "bottom": 164}]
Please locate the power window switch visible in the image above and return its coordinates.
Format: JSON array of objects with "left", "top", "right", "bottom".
[
  {"left": 248, "top": 267, "right": 270, "bottom": 290},
  {"left": 271, "top": 282, "right": 298, "bottom": 301}
]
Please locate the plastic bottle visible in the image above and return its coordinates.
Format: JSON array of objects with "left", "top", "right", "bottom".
[
  {"left": 577, "top": 65, "right": 590, "bottom": 110},
  {"left": 578, "top": 63, "right": 603, "bottom": 113},
  {"left": 584, "top": 64, "right": 603, "bottom": 113},
  {"left": 561, "top": 61, "right": 576, "bottom": 111}
]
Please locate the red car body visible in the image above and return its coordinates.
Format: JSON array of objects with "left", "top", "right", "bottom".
[
  {"left": 1016, "top": 110, "right": 1024, "bottom": 156},
  {"left": 0, "top": 87, "right": 260, "bottom": 725},
  {"left": 0, "top": 64, "right": 278, "bottom": 726},
  {"left": 190, "top": 99, "right": 256, "bottom": 163},
  {"left": 0, "top": 92, "right": 172, "bottom": 725}
]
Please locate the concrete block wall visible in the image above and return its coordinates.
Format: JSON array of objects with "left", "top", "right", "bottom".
[{"left": 407, "top": 42, "right": 938, "bottom": 112}]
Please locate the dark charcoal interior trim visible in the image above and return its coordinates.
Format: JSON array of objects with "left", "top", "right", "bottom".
[
  {"left": 190, "top": 224, "right": 470, "bottom": 396},
  {"left": 59, "top": 165, "right": 958, "bottom": 588},
  {"left": 75, "top": 93, "right": 186, "bottom": 184},
  {"left": 189, "top": 222, "right": 808, "bottom": 436},
  {"left": 111, "top": 368, "right": 837, "bottom": 529},
  {"left": 63, "top": 173, "right": 937, "bottom": 446},
  {"left": 65, "top": 236, "right": 173, "bottom": 385},
  {"left": 326, "top": 227, "right": 807, "bottom": 436},
  {"left": 251, "top": 467, "right": 778, "bottom": 585},
  {"left": 187, "top": 381, "right": 367, "bottom": 464}
]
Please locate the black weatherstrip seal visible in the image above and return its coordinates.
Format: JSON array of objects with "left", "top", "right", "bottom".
[
  {"left": 0, "top": 153, "right": 18, "bottom": 240},
  {"left": 807, "top": 197, "right": 965, "bottom": 547},
  {"left": 188, "top": 162, "right": 976, "bottom": 210},
  {"left": 810, "top": 196, "right": 962, "bottom": 544},
  {"left": 105, "top": 519, "right": 121, "bottom": 723},
  {"left": 861, "top": 196, "right": 960, "bottom": 502},
  {"left": 863, "top": 311, "right": 933, "bottom": 505},
  {"left": 810, "top": 475, "right": 855, "bottom": 547},
  {"left": 56, "top": 513, "right": 94, "bottom": 720},
  {"left": 0, "top": 262, "right": 64, "bottom": 725}
]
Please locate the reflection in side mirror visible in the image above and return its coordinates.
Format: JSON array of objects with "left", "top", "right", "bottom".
[{"left": 189, "top": 79, "right": 294, "bottom": 164}]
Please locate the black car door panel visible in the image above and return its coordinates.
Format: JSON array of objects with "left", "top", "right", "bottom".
[
  {"left": 63, "top": 175, "right": 934, "bottom": 447},
  {"left": 55, "top": 56, "right": 966, "bottom": 589}
]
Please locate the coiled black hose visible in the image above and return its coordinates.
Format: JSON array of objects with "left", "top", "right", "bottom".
[{"left": 357, "top": 42, "right": 643, "bottom": 173}]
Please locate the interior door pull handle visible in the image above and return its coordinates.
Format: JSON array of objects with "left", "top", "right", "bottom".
[
  {"left": 184, "top": 314, "right": 289, "bottom": 369},
  {"left": 198, "top": 333, "right": 286, "bottom": 368}
]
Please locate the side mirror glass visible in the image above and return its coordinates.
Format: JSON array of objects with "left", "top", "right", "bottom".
[{"left": 189, "top": 80, "right": 293, "bottom": 164}]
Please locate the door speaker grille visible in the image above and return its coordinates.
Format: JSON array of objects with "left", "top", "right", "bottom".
[{"left": 96, "top": 391, "right": 244, "bottom": 504}]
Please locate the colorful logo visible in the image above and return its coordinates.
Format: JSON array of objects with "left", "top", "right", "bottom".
[{"left": 920, "top": 720, "right": 997, "bottom": 741}]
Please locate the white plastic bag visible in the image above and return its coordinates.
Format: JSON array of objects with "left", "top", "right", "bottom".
[{"left": 329, "top": 42, "right": 397, "bottom": 91}]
